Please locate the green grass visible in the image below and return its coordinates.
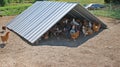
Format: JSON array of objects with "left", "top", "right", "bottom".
[
  {"left": 90, "top": 4, "right": 120, "bottom": 19},
  {"left": 90, "top": 9, "right": 120, "bottom": 19},
  {"left": 0, "top": 0, "right": 120, "bottom": 19},
  {"left": 50, "top": 0, "right": 120, "bottom": 19},
  {"left": 0, "top": 3, "right": 31, "bottom": 16},
  {"left": 49, "top": 0, "right": 104, "bottom": 5}
]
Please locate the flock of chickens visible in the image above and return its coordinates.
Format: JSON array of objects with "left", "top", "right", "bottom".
[
  {"left": 0, "top": 17, "right": 101, "bottom": 44},
  {"left": 40, "top": 17, "right": 101, "bottom": 41},
  {"left": 0, "top": 26, "right": 10, "bottom": 44}
]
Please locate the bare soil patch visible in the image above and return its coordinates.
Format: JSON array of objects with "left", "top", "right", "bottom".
[{"left": 0, "top": 16, "right": 120, "bottom": 67}]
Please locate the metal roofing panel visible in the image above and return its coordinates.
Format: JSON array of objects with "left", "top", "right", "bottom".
[
  {"left": 18, "top": 1, "right": 58, "bottom": 35},
  {"left": 7, "top": 1, "right": 77, "bottom": 43},
  {"left": 7, "top": 2, "right": 44, "bottom": 29},
  {"left": 10, "top": 1, "right": 52, "bottom": 34}
]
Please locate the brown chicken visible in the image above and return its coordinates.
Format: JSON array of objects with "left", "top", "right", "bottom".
[
  {"left": 0, "top": 26, "right": 7, "bottom": 34},
  {"left": 1, "top": 32, "right": 10, "bottom": 44},
  {"left": 71, "top": 31, "right": 80, "bottom": 40},
  {"left": 76, "top": 31, "right": 80, "bottom": 38},
  {"left": 92, "top": 23, "right": 101, "bottom": 32},
  {"left": 2, "top": 26, "right": 7, "bottom": 31}
]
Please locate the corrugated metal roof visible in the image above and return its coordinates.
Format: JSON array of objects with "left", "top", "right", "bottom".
[
  {"left": 7, "top": 1, "right": 107, "bottom": 43},
  {"left": 7, "top": 1, "right": 78, "bottom": 43}
]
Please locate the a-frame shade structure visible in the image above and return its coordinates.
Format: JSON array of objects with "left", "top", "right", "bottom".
[{"left": 7, "top": 1, "right": 107, "bottom": 43}]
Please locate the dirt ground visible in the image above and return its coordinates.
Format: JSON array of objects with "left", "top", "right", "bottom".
[{"left": 0, "top": 16, "right": 120, "bottom": 67}]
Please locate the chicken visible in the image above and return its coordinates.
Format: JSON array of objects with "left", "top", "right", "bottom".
[
  {"left": 44, "top": 32, "right": 49, "bottom": 39},
  {"left": 0, "top": 26, "right": 7, "bottom": 34},
  {"left": 82, "top": 26, "right": 87, "bottom": 36},
  {"left": 1, "top": 32, "right": 10, "bottom": 44},
  {"left": 70, "top": 25, "right": 80, "bottom": 40},
  {"left": 92, "top": 23, "right": 101, "bottom": 32},
  {"left": 87, "top": 28, "right": 93, "bottom": 35},
  {"left": 83, "top": 20, "right": 88, "bottom": 26},
  {"left": 88, "top": 22, "right": 92, "bottom": 28},
  {"left": 71, "top": 18, "right": 79, "bottom": 25},
  {"left": 71, "top": 31, "right": 80, "bottom": 40},
  {"left": 71, "top": 33, "right": 76, "bottom": 40},
  {"left": 2, "top": 26, "right": 6, "bottom": 31},
  {"left": 82, "top": 26, "right": 93, "bottom": 37}
]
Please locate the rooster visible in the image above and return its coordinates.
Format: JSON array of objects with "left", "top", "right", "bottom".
[
  {"left": 1, "top": 32, "right": 10, "bottom": 44},
  {"left": 92, "top": 23, "right": 101, "bottom": 32}
]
